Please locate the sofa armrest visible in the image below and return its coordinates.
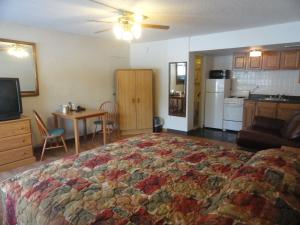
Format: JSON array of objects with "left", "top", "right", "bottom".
[{"left": 251, "top": 116, "right": 285, "bottom": 136}]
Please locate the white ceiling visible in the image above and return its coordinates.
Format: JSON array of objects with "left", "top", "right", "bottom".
[{"left": 1, "top": 0, "right": 300, "bottom": 42}]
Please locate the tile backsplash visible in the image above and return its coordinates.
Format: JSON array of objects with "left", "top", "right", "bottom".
[{"left": 232, "top": 70, "right": 300, "bottom": 96}]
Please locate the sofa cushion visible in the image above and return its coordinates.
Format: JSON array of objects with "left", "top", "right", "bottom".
[
  {"left": 251, "top": 116, "right": 285, "bottom": 136},
  {"left": 237, "top": 129, "right": 298, "bottom": 150},
  {"left": 281, "top": 112, "right": 300, "bottom": 141}
]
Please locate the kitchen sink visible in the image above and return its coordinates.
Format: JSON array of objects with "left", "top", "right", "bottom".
[{"left": 260, "top": 97, "right": 289, "bottom": 102}]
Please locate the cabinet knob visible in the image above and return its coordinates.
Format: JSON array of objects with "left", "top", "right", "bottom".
[
  {"left": 132, "top": 98, "right": 136, "bottom": 103},
  {"left": 137, "top": 98, "right": 140, "bottom": 103}
]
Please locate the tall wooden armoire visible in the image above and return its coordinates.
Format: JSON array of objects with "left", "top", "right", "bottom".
[{"left": 116, "top": 69, "right": 153, "bottom": 135}]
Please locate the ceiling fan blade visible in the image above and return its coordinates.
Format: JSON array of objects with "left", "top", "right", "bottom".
[
  {"left": 142, "top": 24, "right": 170, "bottom": 30},
  {"left": 94, "top": 28, "right": 111, "bottom": 34},
  {"left": 89, "top": 0, "right": 135, "bottom": 15},
  {"left": 88, "top": 19, "right": 113, "bottom": 23}
]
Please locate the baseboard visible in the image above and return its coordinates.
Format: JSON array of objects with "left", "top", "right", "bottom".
[
  {"left": 166, "top": 129, "right": 188, "bottom": 135},
  {"left": 120, "top": 129, "right": 152, "bottom": 135}
]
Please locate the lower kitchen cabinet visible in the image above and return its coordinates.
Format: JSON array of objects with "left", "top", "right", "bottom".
[
  {"left": 243, "top": 100, "right": 300, "bottom": 128},
  {"left": 243, "top": 101, "right": 256, "bottom": 128},
  {"left": 277, "top": 103, "right": 300, "bottom": 121},
  {"left": 255, "top": 102, "right": 277, "bottom": 118}
]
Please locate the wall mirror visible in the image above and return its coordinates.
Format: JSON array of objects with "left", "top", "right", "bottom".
[
  {"left": 0, "top": 38, "right": 39, "bottom": 96},
  {"left": 169, "top": 62, "right": 187, "bottom": 117}
]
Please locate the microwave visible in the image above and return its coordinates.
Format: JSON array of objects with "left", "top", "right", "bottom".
[{"left": 209, "top": 70, "right": 231, "bottom": 79}]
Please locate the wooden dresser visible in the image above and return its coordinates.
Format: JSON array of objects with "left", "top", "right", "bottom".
[
  {"left": 116, "top": 69, "right": 153, "bottom": 135},
  {"left": 0, "top": 117, "right": 35, "bottom": 172}
]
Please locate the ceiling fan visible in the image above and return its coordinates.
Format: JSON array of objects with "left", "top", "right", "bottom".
[{"left": 88, "top": 0, "right": 170, "bottom": 41}]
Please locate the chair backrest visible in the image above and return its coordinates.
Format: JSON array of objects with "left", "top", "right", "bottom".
[
  {"left": 98, "top": 101, "right": 118, "bottom": 123},
  {"left": 33, "top": 110, "right": 49, "bottom": 138}
]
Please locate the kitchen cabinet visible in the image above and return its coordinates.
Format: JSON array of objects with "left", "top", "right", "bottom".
[
  {"left": 243, "top": 100, "right": 256, "bottom": 128},
  {"left": 280, "top": 50, "right": 300, "bottom": 70},
  {"left": 247, "top": 55, "right": 262, "bottom": 69},
  {"left": 233, "top": 54, "right": 247, "bottom": 70},
  {"left": 255, "top": 102, "right": 277, "bottom": 118},
  {"left": 233, "top": 49, "right": 300, "bottom": 71},
  {"left": 277, "top": 103, "right": 300, "bottom": 121},
  {"left": 116, "top": 69, "right": 153, "bottom": 135},
  {"left": 243, "top": 100, "right": 300, "bottom": 127},
  {"left": 262, "top": 51, "right": 281, "bottom": 70}
]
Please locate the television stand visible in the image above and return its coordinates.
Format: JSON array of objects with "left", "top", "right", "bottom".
[{"left": 0, "top": 116, "right": 36, "bottom": 172}]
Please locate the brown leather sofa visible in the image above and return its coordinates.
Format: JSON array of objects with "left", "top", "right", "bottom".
[{"left": 237, "top": 112, "right": 300, "bottom": 150}]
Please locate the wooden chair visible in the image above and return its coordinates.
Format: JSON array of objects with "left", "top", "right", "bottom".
[
  {"left": 33, "top": 110, "right": 68, "bottom": 161},
  {"left": 92, "top": 101, "right": 119, "bottom": 141}
]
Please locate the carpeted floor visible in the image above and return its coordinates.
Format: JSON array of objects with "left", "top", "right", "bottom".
[{"left": 0, "top": 133, "right": 127, "bottom": 182}]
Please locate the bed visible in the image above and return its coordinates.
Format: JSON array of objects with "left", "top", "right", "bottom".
[{"left": 0, "top": 133, "right": 299, "bottom": 225}]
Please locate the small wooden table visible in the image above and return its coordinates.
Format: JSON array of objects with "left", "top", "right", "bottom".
[{"left": 52, "top": 109, "right": 107, "bottom": 154}]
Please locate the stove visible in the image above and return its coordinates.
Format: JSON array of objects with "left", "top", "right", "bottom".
[{"left": 223, "top": 97, "right": 245, "bottom": 131}]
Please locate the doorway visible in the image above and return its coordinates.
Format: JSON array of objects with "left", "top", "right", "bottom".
[{"left": 193, "top": 55, "right": 203, "bottom": 127}]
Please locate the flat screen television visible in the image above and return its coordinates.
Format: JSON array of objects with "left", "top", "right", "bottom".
[{"left": 0, "top": 78, "right": 23, "bottom": 121}]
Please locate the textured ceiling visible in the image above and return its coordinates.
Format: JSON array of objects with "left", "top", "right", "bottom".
[{"left": 0, "top": 0, "right": 300, "bottom": 42}]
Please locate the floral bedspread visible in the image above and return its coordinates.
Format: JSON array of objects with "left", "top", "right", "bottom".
[{"left": 0, "top": 133, "right": 299, "bottom": 225}]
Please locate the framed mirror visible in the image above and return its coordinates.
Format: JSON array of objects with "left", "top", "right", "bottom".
[
  {"left": 0, "top": 38, "right": 39, "bottom": 97},
  {"left": 169, "top": 62, "right": 187, "bottom": 117}
]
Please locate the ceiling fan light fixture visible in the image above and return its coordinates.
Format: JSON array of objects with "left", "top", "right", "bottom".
[
  {"left": 113, "top": 22, "right": 141, "bottom": 41},
  {"left": 123, "top": 31, "right": 133, "bottom": 41},
  {"left": 131, "top": 23, "right": 142, "bottom": 39},
  {"left": 113, "top": 23, "right": 123, "bottom": 39},
  {"left": 134, "top": 14, "right": 144, "bottom": 23}
]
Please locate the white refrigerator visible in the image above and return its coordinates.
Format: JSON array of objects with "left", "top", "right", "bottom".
[{"left": 204, "top": 79, "right": 231, "bottom": 129}]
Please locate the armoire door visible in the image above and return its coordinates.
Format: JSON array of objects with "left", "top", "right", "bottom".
[
  {"left": 117, "top": 70, "right": 137, "bottom": 131},
  {"left": 135, "top": 70, "right": 153, "bottom": 130}
]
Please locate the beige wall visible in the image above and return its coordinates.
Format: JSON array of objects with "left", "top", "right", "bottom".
[{"left": 0, "top": 22, "right": 130, "bottom": 145}]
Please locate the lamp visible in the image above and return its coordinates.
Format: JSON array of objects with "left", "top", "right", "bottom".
[
  {"left": 113, "top": 21, "right": 142, "bottom": 41},
  {"left": 7, "top": 44, "right": 29, "bottom": 58},
  {"left": 249, "top": 50, "right": 262, "bottom": 57}
]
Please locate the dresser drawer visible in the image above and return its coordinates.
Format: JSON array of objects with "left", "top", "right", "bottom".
[
  {"left": 0, "top": 146, "right": 33, "bottom": 165},
  {"left": 0, "top": 157, "right": 36, "bottom": 172},
  {"left": 0, "top": 120, "right": 31, "bottom": 139},
  {"left": 0, "top": 134, "right": 32, "bottom": 152}
]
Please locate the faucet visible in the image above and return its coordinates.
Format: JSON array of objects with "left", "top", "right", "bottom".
[{"left": 249, "top": 85, "right": 260, "bottom": 96}]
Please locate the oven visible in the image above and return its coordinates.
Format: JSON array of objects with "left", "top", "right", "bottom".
[{"left": 223, "top": 97, "right": 244, "bottom": 131}]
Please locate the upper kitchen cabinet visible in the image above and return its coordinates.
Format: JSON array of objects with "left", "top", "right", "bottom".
[
  {"left": 280, "top": 50, "right": 300, "bottom": 70},
  {"left": 233, "top": 53, "right": 247, "bottom": 70},
  {"left": 247, "top": 55, "right": 262, "bottom": 69},
  {"left": 262, "top": 51, "right": 281, "bottom": 70}
]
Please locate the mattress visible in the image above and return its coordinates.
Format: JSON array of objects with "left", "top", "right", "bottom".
[{"left": 0, "top": 133, "right": 299, "bottom": 225}]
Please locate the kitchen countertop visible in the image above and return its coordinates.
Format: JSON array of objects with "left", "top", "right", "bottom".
[{"left": 245, "top": 94, "right": 300, "bottom": 104}]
